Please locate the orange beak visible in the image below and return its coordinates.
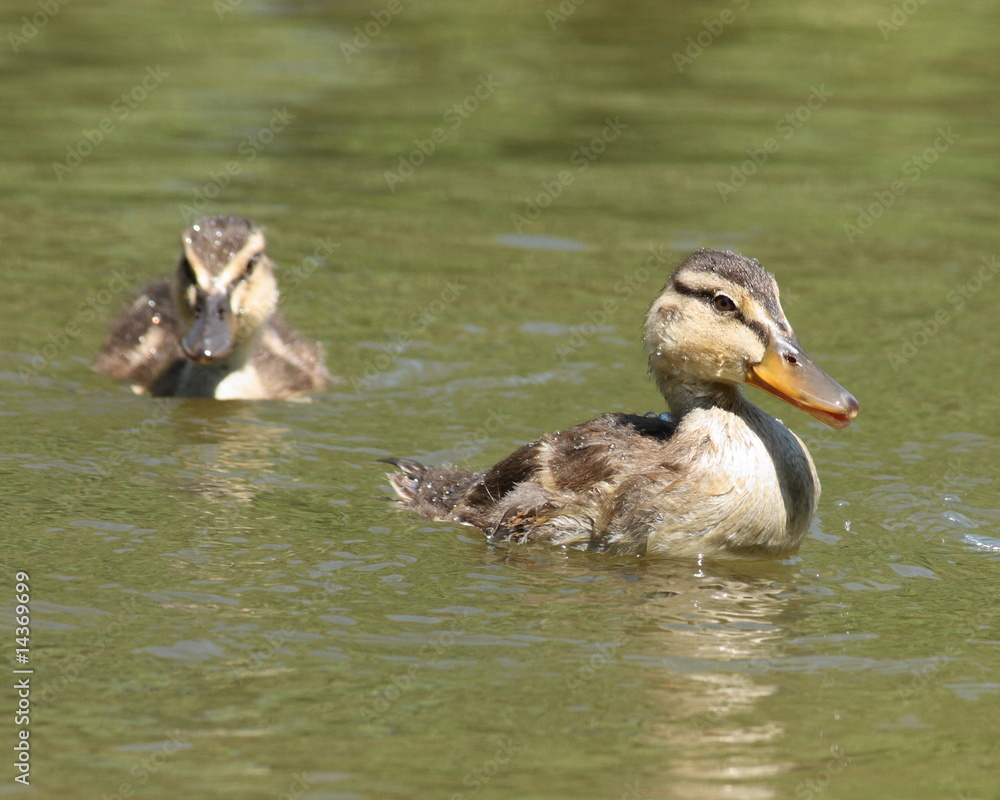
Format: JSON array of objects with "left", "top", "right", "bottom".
[{"left": 746, "top": 334, "right": 859, "bottom": 429}]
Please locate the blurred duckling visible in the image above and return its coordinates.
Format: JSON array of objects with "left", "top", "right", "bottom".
[
  {"left": 386, "top": 249, "right": 859, "bottom": 558},
  {"left": 95, "top": 215, "right": 331, "bottom": 400}
]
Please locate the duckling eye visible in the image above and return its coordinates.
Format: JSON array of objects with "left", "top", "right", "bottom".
[
  {"left": 244, "top": 255, "right": 260, "bottom": 276},
  {"left": 712, "top": 294, "right": 737, "bottom": 313}
]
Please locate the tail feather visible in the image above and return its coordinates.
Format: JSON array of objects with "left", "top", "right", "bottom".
[{"left": 382, "top": 458, "right": 481, "bottom": 520}]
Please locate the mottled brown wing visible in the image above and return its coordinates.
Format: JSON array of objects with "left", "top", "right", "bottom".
[
  {"left": 458, "top": 440, "right": 545, "bottom": 512},
  {"left": 254, "top": 313, "right": 333, "bottom": 397},
  {"left": 454, "top": 412, "right": 679, "bottom": 541},
  {"left": 92, "top": 279, "right": 184, "bottom": 389}
]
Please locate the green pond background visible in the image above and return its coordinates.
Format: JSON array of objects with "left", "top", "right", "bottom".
[{"left": 1, "top": 0, "right": 998, "bottom": 798}]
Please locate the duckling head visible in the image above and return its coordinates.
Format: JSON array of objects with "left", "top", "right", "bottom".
[
  {"left": 646, "top": 249, "right": 859, "bottom": 428},
  {"left": 175, "top": 215, "right": 278, "bottom": 365}
]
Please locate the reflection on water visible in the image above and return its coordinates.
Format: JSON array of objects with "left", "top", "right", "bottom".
[
  {"left": 165, "top": 403, "right": 296, "bottom": 505},
  {"left": 484, "top": 553, "right": 801, "bottom": 798},
  {"left": 636, "top": 569, "right": 791, "bottom": 799}
]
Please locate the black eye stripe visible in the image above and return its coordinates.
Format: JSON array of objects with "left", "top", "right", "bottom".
[
  {"left": 672, "top": 279, "right": 769, "bottom": 345},
  {"left": 671, "top": 279, "right": 718, "bottom": 303},
  {"left": 740, "top": 317, "right": 770, "bottom": 345}
]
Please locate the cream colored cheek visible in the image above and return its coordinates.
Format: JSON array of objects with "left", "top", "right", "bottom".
[
  {"left": 714, "top": 354, "right": 746, "bottom": 380},
  {"left": 231, "top": 287, "right": 252, "bottom": 323},
  {"left": 687, "top": 349, "right": 730, "bottom": 379},
  {"left": 234, "top": 286, "right": 269, "bottom": 328}
]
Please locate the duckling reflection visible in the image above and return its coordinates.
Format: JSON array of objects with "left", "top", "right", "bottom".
[
  {"left": 636, "top": 568, "right": 792, "bottom": 798},
  {"left": 163, "top": 403, "right": 300, "bottom": 506},
  {"left": 484, "top": 552, "right": 801, "bottom": 798},
  {"left": 95, "top": 215, "right": 331, "bottom": 400}
]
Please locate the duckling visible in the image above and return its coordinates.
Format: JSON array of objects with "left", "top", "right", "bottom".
[
  {"left": 94, "top": 215, "right": 331, "bottom": 400},
  {"left": 386, "top": 249, "right": 859, "bottom": 558}
]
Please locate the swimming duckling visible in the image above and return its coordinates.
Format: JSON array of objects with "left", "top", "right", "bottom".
[
  {"left": 94, "top": 215, "right": 331, "bottom": 400},
  {"left": 386, "top": 249, "right": 859, "bottom": 558}
]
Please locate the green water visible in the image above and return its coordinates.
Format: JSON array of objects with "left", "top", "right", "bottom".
[{"left": 1, "top": 0, "right": 998, "bottom": 798}]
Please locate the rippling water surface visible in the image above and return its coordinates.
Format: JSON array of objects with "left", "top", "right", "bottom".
[{"left": 1, "top": 1, "right": 998, "bottom": 798}]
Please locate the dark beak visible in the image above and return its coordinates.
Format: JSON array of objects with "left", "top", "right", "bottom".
[
  {"left": 181, "top": 291, "right": 234, "bottom": 365},
  {"left": 746, "top": 333, "right": 860, "bottom": 429}
]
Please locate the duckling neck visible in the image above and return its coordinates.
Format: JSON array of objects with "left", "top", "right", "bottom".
[{"left": 654, "top": 374, "right": 745, "bottom": 420}]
